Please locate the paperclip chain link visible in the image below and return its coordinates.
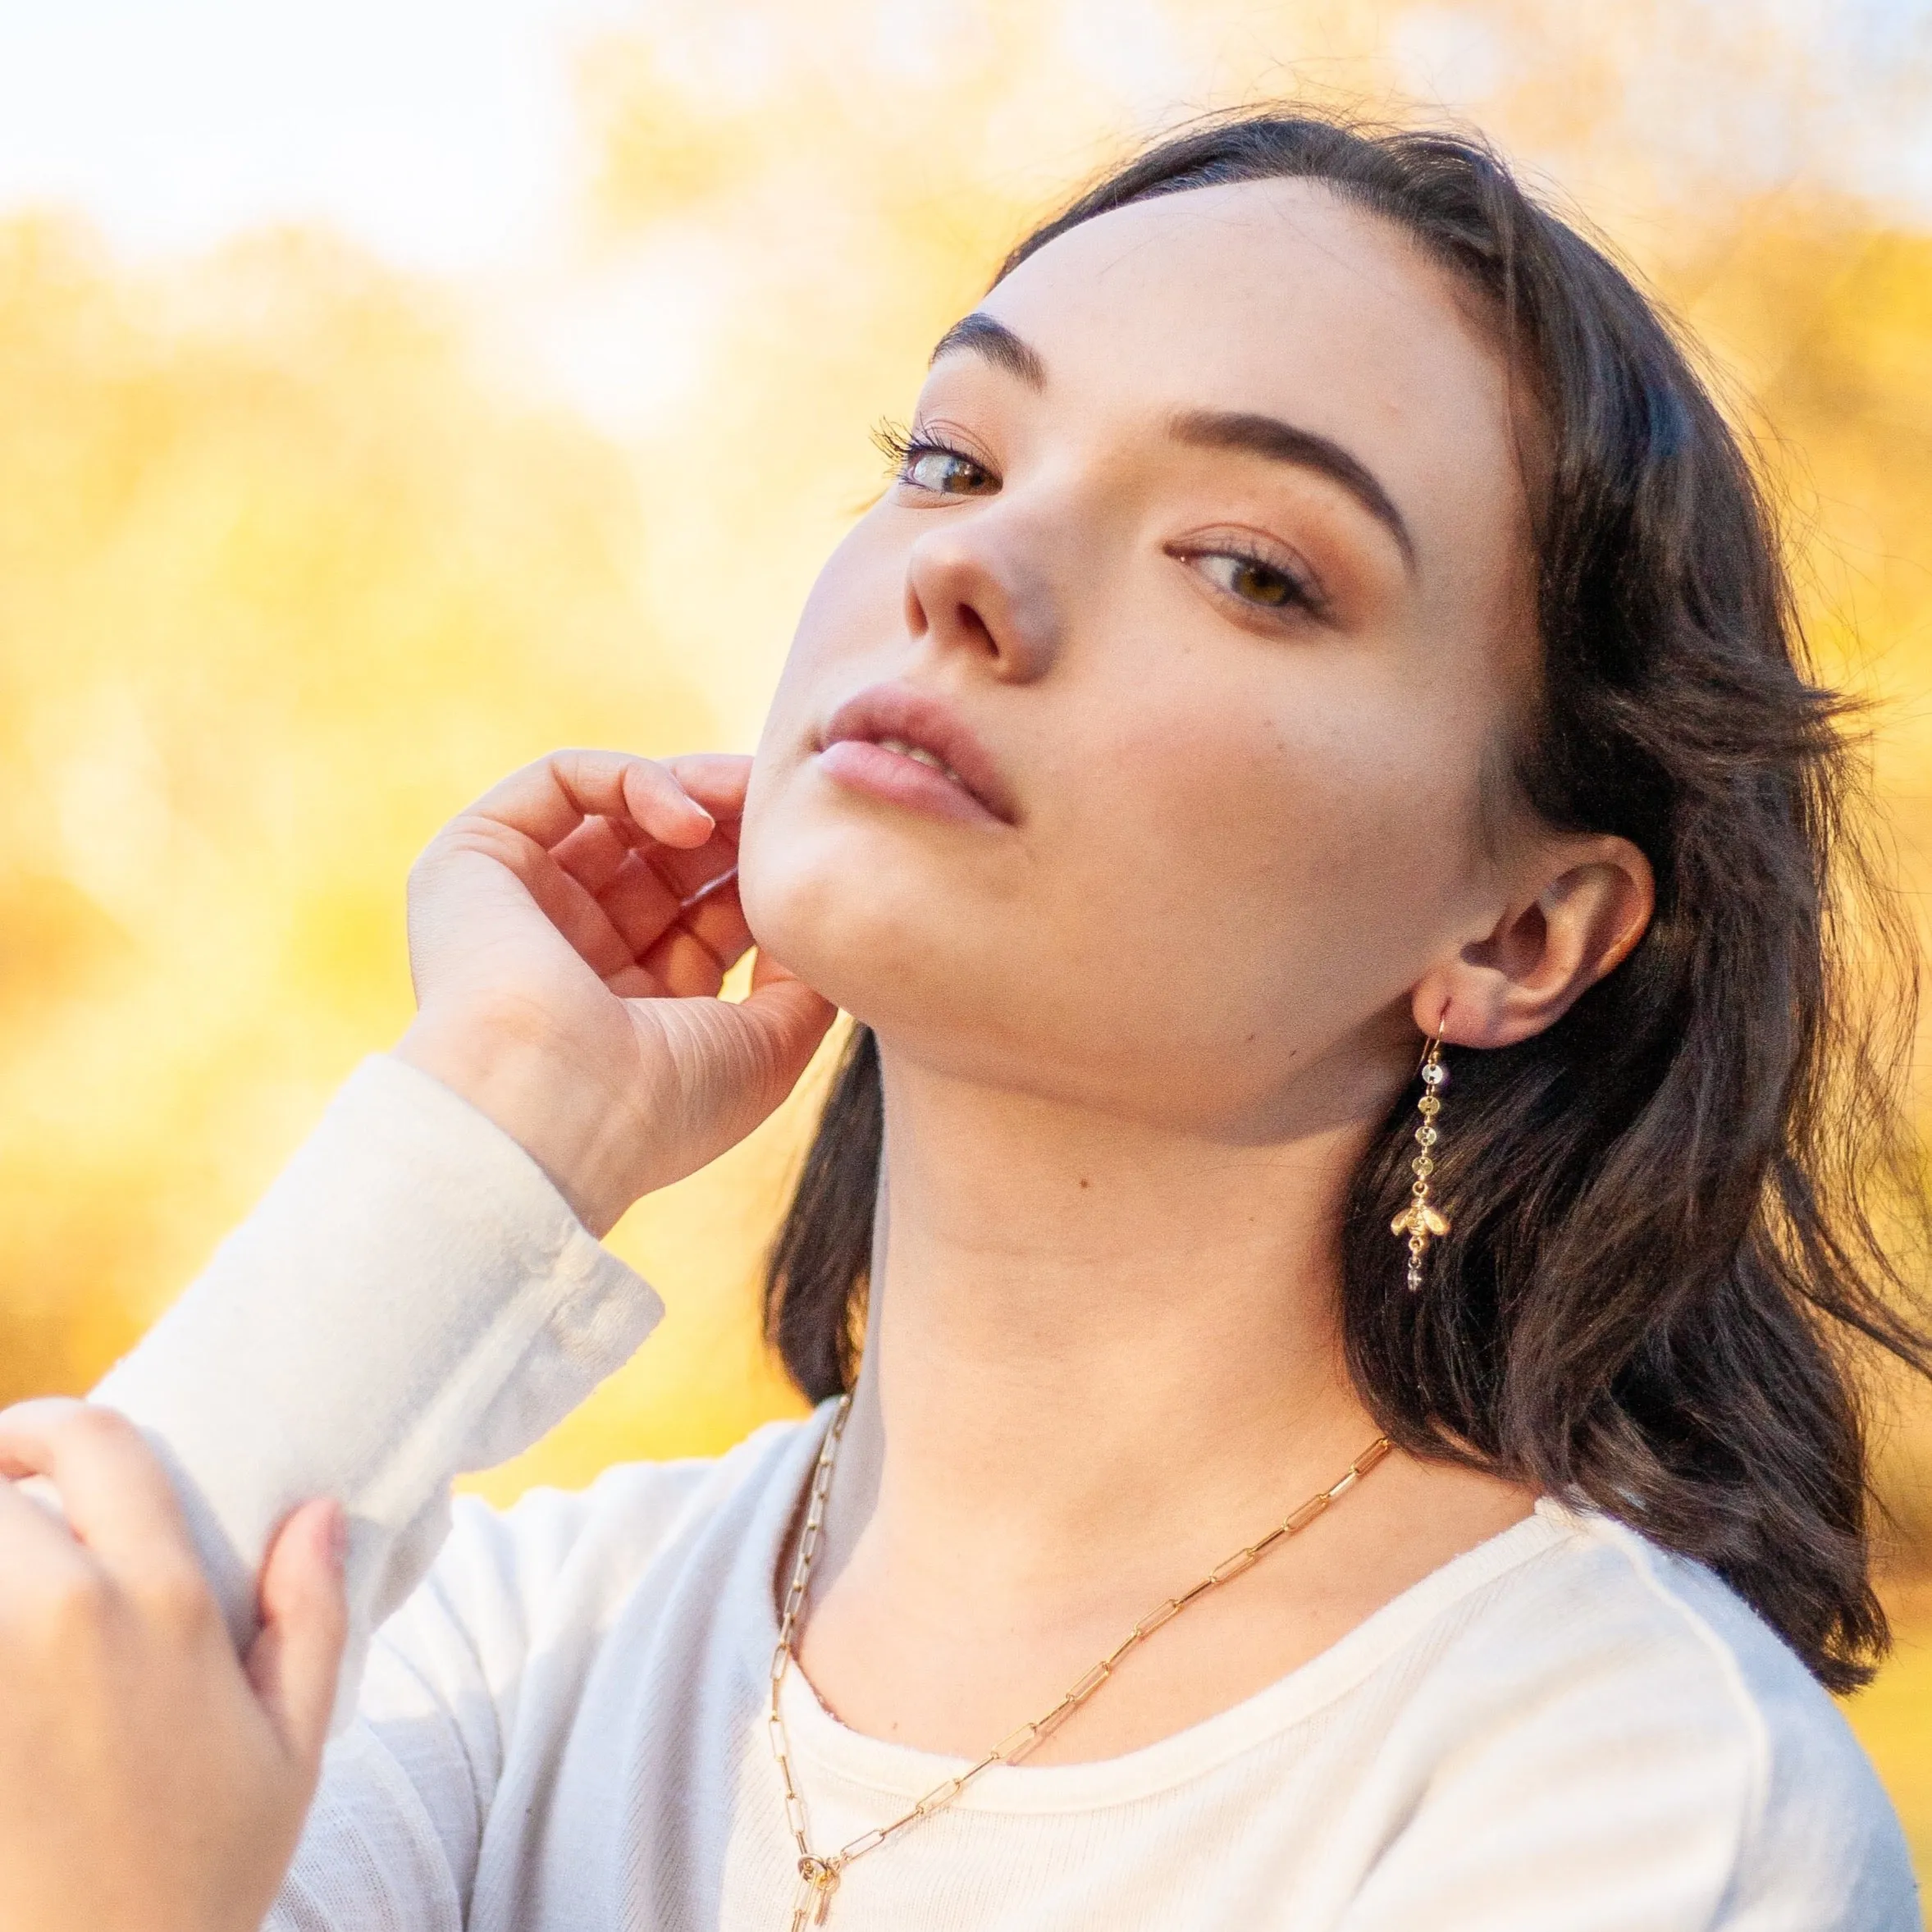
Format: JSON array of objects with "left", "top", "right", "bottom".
[{"left": 768, "top": 1397, "right": 1391, "bottom": 1929}]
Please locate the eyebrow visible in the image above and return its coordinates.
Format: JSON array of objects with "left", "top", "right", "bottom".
[
  {"left": 1167, "top": 409, "right": 1416, "bottom": 570},
  {"left": 930, "top": 312, "right": 1416, "bottom": 571},
  {"left": 929, "top": 312, "right": 1047, "bottom": 388}
]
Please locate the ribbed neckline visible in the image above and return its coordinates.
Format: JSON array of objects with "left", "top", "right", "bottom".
[{"left": 736, "top": 1401, "right": 1581, "bottom": 1816}]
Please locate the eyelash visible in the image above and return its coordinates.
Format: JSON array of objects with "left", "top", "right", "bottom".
[
  {"left": 871, "top": 419, "right": 1325, "bottom": 620},
  {"left": 871, "top": 418, "right": 920, "bottom": 471},
  {"left": 1176, "top": 541, "right": 1326, "bottom": 621},
  {"left": 873, "top": 418, "right": 994, "bottom": 490}
]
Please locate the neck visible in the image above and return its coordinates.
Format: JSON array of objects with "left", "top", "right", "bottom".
[{"left": 822, "top": 1047, "right": 1393, "bottom": 1604}]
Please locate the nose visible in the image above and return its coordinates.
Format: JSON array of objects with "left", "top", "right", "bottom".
[{"left": 902, "top": 518, "right": 1062, "bottom": 683}]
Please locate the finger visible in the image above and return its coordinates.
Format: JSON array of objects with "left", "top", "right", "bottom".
[
  {"left": 549, "top": 815, "right": 636, "bottom": 897},
  {"left": 598, "top": 854, "right": 748, "bottom": 980},
  {"left": 679, "top": 877, "right": 754, "bottom": 969},
  {"left": 592, "top": 852, "right": 685, "bottom": 960},
  {"left": 642, "top": 926, "right": 728, "bottom": 999},
  {"left": 614, "top": 755, "right": 724, "bottom": 850},
  {"left": 542, "top": 769, "right": 741, "bottom": 906},
  {"left": 661, "top": 753, "right": 752, "bottom": 829},
  {"left": 637, "top": 834, "right": 740, "bottom": 904},
  {"left": 429, "top": 814, "right": 652, "bottom": 987},
  {"left": 0, "top": 1473, "right": 99, "bottom": 1588},
  {"left": 606, "top": 959, "right": 669, "bottom": 999},
  {"left": 246, "top": 1498, "right": 348, "bottom": 1770},
  {"left": 0, "top": 1400, "right": 201, "bottom": 1586},
  {"left": 466, "top": 751, "right": 715, "bottom": 856},
  {"left": 513, "top": 842, "right": 651, "bottom": 984}
]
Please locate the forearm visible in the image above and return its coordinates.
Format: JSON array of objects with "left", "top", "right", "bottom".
[{"left": 90, "top": 1053, "right": 660, "bottom": 1727}]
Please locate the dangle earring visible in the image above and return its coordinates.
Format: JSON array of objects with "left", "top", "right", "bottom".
[{"left": 1392, "top": 1036, "right": 1450, "bottom": 1291}]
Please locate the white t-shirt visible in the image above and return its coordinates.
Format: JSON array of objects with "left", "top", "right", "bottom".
[{"left": 94, "top": 1057, "right": 1920, "bottom": 1931}]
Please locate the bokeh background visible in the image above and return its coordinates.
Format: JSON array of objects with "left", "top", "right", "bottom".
[{"left": 3, "top": 0, "right": 1930, "bottom": 1892}]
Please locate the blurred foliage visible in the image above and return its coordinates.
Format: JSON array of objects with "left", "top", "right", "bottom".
[
  {"left": 2, "top": 0, "right": 1931, "bottom": 1870},
  {"left": 0, "top": 217, "right": 712, "bottom": 1401}
]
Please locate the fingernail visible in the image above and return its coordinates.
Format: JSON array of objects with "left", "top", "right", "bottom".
[{"left": 328, "top": 1505, "right": 349, "bottom": 1572}]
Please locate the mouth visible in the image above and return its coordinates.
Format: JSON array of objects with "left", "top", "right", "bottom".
[{"left": 816, "top": 683, "right": 1015, "bottom": 828}]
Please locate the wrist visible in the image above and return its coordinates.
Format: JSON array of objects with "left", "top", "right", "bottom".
[{"left": 393, "top": 1005, "right": 643, "bottom": 1236}]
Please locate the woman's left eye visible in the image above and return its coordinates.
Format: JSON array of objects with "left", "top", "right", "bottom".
[{"left": 1191, "top": 550, "right": 1315, "bottom": 613}]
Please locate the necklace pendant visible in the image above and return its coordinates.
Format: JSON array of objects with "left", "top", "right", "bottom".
[{"left": 793, "top": 1857, "right": 839, "bottom": 1930}]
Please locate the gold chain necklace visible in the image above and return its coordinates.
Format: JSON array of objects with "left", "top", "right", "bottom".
[{"left": 767, "top": 1396, "right": 1392, "bottom": 1930}]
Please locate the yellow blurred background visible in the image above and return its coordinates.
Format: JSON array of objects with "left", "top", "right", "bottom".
[{"left": 3, "top": 0, "right": 1930, "bottom": 1894}]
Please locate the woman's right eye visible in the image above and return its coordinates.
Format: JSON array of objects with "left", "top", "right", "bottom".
[{"left": 900, "top": 445, "right": 996, "bottom": 496}]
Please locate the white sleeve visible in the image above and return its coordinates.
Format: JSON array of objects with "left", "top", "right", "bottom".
[
  {"left": 89, "top": 1053, "right": 662, "bottom": 1729},
  {"left": 263, "top": 1496, "right": 546, "bottom": 1932}
]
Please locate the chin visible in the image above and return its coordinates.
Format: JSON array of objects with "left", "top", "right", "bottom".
[
  {"left": 743, "top": 840, "right": 1217, "bottom": 1124},
  {"left": 740, "top": 749, "right": 1016, "bottom": 1026},
  {"left": 739, "top": 756, "right": 1327, "bottom": 1128},
  {"left": 740, "top": 812, "right": 961, "bottom": 1026}
]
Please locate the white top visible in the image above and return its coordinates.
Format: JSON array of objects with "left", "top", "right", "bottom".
[{"left": 93, "top": 1056, "right": 1920, "bottom": 1931}]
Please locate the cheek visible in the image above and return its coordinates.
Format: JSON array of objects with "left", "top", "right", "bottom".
[
  {"left": 1046, "top": 662, "right": 1474, "bottom": 1031},
  {"left": 755, "top": 512, "right": 907, "bottom": 742},
  {"left": 795, "top": 513, "right": 905, "bottom": 660}
]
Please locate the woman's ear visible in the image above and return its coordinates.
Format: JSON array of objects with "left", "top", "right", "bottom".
[{"left": 1412, "top": 834, "right": 1654, "bottom": 1048}]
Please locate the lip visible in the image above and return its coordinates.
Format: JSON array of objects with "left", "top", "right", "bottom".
[{"left": 817, "top": 682, "right": 1016, "bottom": 827}]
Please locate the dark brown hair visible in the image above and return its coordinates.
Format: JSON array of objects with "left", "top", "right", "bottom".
[{"left": 764, "top": 110, "right": 1930, "bottom": 1692}]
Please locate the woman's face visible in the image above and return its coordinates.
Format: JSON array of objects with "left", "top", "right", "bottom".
[{"left": 741, "top": 177, "right": 1543, "bottom": 1136}]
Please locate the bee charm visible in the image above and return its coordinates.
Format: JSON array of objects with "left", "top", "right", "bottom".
[
  {"left": 1395, "top": 1039, "right": 1450, "bottom": 1290},
  {"left": 1391, "top": 1199, "right": 1450, "bottom": 1242}
]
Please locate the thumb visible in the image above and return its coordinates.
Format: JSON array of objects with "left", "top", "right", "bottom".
[
  {"left": 653, "top": 953, "right": 837, "bottom": 1167},
  {"left": 246, "top": 1497, "right": 349, "bottom": 1770},
  {"left": 739, "top": 952, "right": 838, "bottom": 1101}
]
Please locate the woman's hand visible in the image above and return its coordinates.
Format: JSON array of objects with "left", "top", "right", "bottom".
[
  {"left": 0, "top": 1400, "right": 346, "bottom": 1932},
  {"left": 395, "top": 750, "right": 837, "bottom": 1235}
]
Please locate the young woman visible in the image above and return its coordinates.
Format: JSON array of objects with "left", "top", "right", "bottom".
[{"left": 1, "top": 112, "right": 1925, "bottom": 1930}]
